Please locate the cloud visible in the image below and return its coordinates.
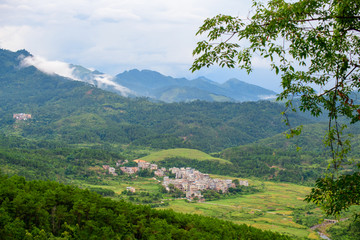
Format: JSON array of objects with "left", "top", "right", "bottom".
[
  {"left": 19, "top": 55, "right": 132, "bottom": 96},
  {"left": 0, "top": 25, "right": 33, "bottom": 52},
  {"left": 251, "top": 56, "right": 272, "bottom": 70},
  {"left": 90, "top": 8, "right": 141, "bottom": 22},
  {"left": 259, "top": 95, "right": 277, "bottom": 100},
  {"left": 93, "top": 74, "right": 132, "bottom": 96},
  {"left": 20, "top": 55, "right": 79, "bottom": 80}
]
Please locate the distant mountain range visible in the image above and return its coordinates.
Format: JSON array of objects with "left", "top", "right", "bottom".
[
  {"left": 71, "top": 66, "right": 277, "bottom": 102},
  {"left": 70, "top": 65, "right": 277, "bottom": 102},
  {"left": 4, "top": 48, "right": 276, "bottom": 102},
  {"left": 114, "top": 69, "right": 277, "bottom": 102}
]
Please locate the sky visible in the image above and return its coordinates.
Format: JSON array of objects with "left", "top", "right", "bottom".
[{"left": 0, "top": 0, "right": 282, "bottom": 92}]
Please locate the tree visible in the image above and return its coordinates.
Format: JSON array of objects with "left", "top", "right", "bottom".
[{"left": 191, "top": 0, "right": 360, "bottom": 216}]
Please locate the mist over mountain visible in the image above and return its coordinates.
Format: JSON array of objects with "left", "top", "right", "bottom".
[
  {"left": 69, "top": 64, "right": 133, "bottom": 96},
  {"left": 1, "top": 48, "right": 276, "bottom": 102}
]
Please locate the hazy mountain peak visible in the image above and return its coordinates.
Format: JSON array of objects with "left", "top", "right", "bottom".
[
  {"left": 69, "top": 64, "right": 132, "bottom": 96},
  {"left": 191, "top": 76, "right": 216, "bottom": 83},
  {"left": 115, "top": 68, "right": 276, "bottom": 102},
  {"left": 16, "top": 49, "right": 32, "bottom": 57}
]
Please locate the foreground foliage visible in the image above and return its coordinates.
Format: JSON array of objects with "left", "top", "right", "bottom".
[
  {"left": 191, "top": 0, "right": 360, "bottom": 216},
  {"left": 0, "top": 173, "right": 291, "bottom": 239},
  {"left": 328, "top": 217, "right": 360, "bottom": 240}
]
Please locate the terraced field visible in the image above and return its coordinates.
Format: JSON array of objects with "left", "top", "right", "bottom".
[
  {"left": 76, "top": 175, "right": 322, "bottom": 239},
  {"left": 158, "top": 177, "right": 321, "bottom": 239}
]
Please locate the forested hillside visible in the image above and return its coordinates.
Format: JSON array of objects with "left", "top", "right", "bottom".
[{"left": 0, "top": 49, "right": 311, "bottom": 152}]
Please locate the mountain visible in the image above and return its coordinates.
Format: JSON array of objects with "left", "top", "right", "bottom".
[
  {"left": 69, "top": 64, "right": 133, "bottom": 96},
  {"left": 115, "top": 69, "right": 186, "bottom": 95},
  {"left": 115, "top": 69, "right": 277, "bottom": 102},
  {"left": 0, "top": 48, "right": 310, "bottom": 152},
  {"left": 153, "top": 86, "right": 234, "bottom": 102},
  {"left": 3, "top": 48, "right": 276, "bottom": 102},
  {"left": 221, "top": 78, "right": 277, "bottom": 101}
]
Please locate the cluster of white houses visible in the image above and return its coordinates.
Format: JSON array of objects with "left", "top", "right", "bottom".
[
  {"left": 118, "top": 159, "right": 166, "bottom": 177},
  {"left": 163, "top": 167, "right": 248, "bottom": 200},
  {"left": 102, "top": 159, "right": 249, "bottom": 200},
  {"left": 13, "top": 113, "right": 32, "bottom": 121}
]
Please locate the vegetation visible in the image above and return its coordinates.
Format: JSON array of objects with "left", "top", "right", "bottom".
[
  {"left": 0, "top": 134, "right": 125, "bottom": 182},
  {"left": 139, "top": 148, "right": 231, "bottom": 164},
  {"left": 159, "top": 178, "right": 321, "bottom": 238},
  {"left": 3, "top": 43, "right": 360, "bottom": 237},
  {"left": 0, "top": 173, "right": 291, "bottom": 239},
  {"left": 191, "top": 0, "right": 360, "bottom": 216},
  {"left": 328, "top": 217, "right": 360, "bottom": 239},
  {"left": 155, "top": 147, "right": 325, "bottom": 184},
  {"left": 202, "top": 185, "right": 260, "bottom": 201},
  {"left": 0, "top": 49, "right": 314, "bottom": 153}
]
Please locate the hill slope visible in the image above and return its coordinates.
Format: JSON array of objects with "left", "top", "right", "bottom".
[
  {"left": 0, "top": 49, "right": 311, "bottom": 152},
  {"left": 115, "top": 69, "right": 277, "bottom": 102},
  {"left": 140, "top": 148, "right": 231, "bottom": 164}
]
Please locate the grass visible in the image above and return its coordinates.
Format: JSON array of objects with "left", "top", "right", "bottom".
[
  {"left": 73, "top": 174, "right": 322, "bottom": 239},
  {"left": 158, "top": 177, "right": 321, "bottom": 239},
  {"left": 139, "top": 148, "right": 232, "bottom": 164}
]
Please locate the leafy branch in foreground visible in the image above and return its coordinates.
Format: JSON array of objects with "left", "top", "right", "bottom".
[{"left": 191, "top": 0, "right": 360, "bottom": 216}]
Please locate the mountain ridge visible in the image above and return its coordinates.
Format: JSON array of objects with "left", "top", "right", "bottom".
[
  {"left": 115, "top": 69, "right": 277, "bottom": 102},
  {"left": 2, "top": 48, "right": 277, "bottom": 102}
]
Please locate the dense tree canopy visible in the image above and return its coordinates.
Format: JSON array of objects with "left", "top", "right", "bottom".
[{"left": 191, "top": 0, "right": 360, "bottom": 216}]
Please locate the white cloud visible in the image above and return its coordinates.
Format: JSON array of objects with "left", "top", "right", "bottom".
[
  {"left": 20, "top": 55, "right": 79, "bottom": 80},
  {"left": 259, "top": 95, "right": 277, "bottom": 100},
  {"left": 19, "top": 54, "right": 132, "bottom": 96},
  {"left": 0, "top": 25, "right": 33, "bottom": 51},
  {"left": 90, "top": 8, "right": 141, "bottom": 22},
  {"left": 94, "top": 74, "right": 132, "bottom": 96},
  {"left": 252, "top": 56, "right": 272, "bottom": 70}
]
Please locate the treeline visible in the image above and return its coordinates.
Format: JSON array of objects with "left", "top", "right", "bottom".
[
  {"left": 0, "top": 133, "right": 334, "bottom": 185},
  {"left": 158, "top": 157, "right": 237, "bottom": 176},
  {"left": 328, "top": 217, "right": 360, "bottom": 239},
  {"left": 0, "top": 134, "right": 125, "bottom": 182},
  {"left": 0, "top": 173, "right": 291, "bottom": 239},
  {"left": 220, "top": 145, "right": 326, "bottom": 184},
  {"left": 157, "top": 149, "right": 325, "bottom": 184}
]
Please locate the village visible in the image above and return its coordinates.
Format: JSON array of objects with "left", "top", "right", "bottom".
[
  {"left": 13, "top": 113, "right": 32, "bottom": 121},
  {"left": 102, "top": 159, "right": 248, "bottom": 201}
]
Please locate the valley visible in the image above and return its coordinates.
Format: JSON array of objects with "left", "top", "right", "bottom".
[
  {"left": 1, "top": 48, "right": 360, "bottom": 239},
  {"left": 75, "top": 174, "right": 318, "bottom": 238}
]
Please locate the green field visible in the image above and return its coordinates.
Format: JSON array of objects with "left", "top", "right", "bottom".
[
  {"left": 139, "top": 148, "right": 231, "bottom": 164},
  {"left": 157, "top": 177, "right": 321, "bottom": 239},
  {"left": 75, "top": 174, "right": 322, "bottom": 239}
]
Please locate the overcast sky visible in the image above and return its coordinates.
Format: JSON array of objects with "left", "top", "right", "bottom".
[{"left": 0, "top": 0, "right": 281, "bottom": 92}]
